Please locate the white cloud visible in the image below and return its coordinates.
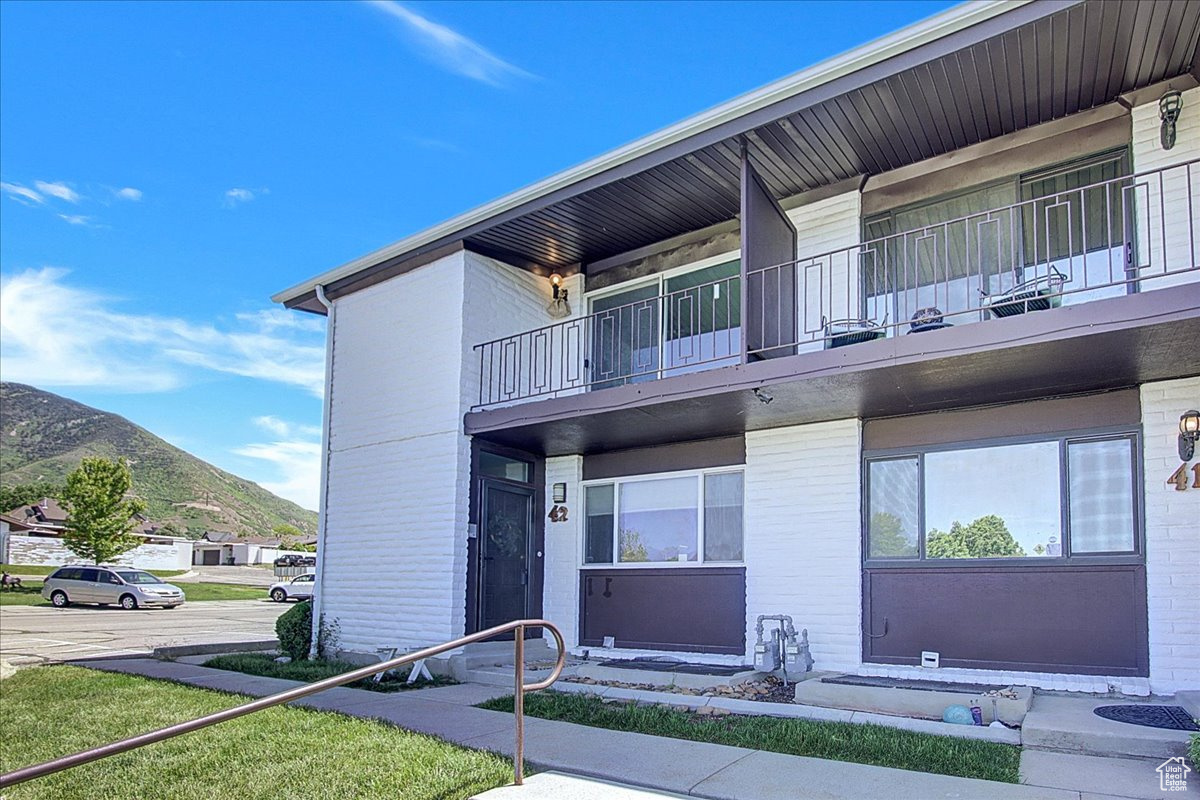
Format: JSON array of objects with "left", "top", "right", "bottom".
[
  {"left": 114, "top": 187, "right": 143, "bottom": 201},
  {"left": 233, "top": 440, "right": 321, "bottom": 510},
  {"left": 34, "top": 180, "right": 81, "bottom": 203},
  {"left": 365, "top": 0, "right": 534, "bottom": 87},
  {"left": 224, "top": 187, "right": 265, "bottom": 207},
  {"left": 57, "top": 214, "right": 94, "bottom": 227},
  {"left": 1, "top": 181, "right": 44, "bottom": 206},
  {"left": 253, "top": 415, "right": 322, "bottom": 439},
  {"left": 0, "top": 268, "right": 326, "bottom": 396}
]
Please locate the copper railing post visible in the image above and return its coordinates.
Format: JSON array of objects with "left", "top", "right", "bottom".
[
  {"left": 513, "top": 623, "right": 525, "bottom": 785},
  {"left": 0, "top": 618, "right": 565, "bottom": 791}
]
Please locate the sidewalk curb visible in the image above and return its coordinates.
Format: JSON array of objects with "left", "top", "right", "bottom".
[{"left": 153, "top": 640, "right": 278, "bottom": 658}]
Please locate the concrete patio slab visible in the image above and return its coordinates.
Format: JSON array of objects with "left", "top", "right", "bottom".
[
  {"left": 473, "top": 771, "right": 690, "bottom": 799},
  {"left": 690, "top": 749, "right": 1078, "bottom": 800},
  {"left": 460, "top": 716, "right": 754, "bottom": 797},
  {"left": 1020, "top": 750, "right": 1199, "bottom": 799},
  {"left": 1022, "top": 694, "right": 1194, "bottom": 759},
  {"left": 793, "top": 676, "right": 1032, "bottom": 725}
]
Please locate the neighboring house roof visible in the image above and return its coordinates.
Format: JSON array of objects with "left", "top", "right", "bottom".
[
  {"left": 0, "top": 512, "right": 36, "bottom": 532},
  {"left": 273, "top": 0, "right": 1200, "bottom": 312},
  {"left": 201, "top": 531, "right": 239, "bottom": 543},
  {"left": 199, "top": 531, "right": 285, "bottom": 546},
  {"left": 5, "top": 498, "right": 69, "bottom": 526}
]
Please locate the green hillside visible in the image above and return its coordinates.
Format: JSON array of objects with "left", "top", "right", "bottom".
[{"left": 0, "top": 382, "right": 317, "bottom": 538}]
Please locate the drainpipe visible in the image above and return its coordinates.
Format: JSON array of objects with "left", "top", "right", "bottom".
[{"left": 308, "top": 284, "right": 335, "bottom": 659}]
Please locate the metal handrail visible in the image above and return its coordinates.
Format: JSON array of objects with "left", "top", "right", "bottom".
[{"left": 0, "top": 618, "right": 565, "bottom": 789}]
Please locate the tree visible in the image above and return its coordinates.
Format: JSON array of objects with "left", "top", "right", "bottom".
[
  {"left": 618, "top": 529, "right": 649, "bottom": 562},
  {"left": 926, "top": 515, "right": 1026, "bottom": 559},
  {"left": 869, "top": 512, "right": 916, "bottom": 557},
  {"left": 0, "top": 481, "right": 65, "bottom": 513},
  {"left": 61, "top": 458, "right": 147, "bottom": 564},
  {"left": 273, "top": 523, "right": 303, "bottom": 539}
]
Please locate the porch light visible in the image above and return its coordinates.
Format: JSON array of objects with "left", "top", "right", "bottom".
[
  {"left": 1179, "top": 409, "right": 1200, "bottom": 461},
  {"left": 546, "top": 273, "right": 571, "bottom": 319},
  {"left": 1160, "top": 90, "right": 1183, "bottom": 150}
]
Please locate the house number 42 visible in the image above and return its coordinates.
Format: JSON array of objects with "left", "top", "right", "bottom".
[{"left": 1166, "top": 463, "right": 1200, "bottom": 491}]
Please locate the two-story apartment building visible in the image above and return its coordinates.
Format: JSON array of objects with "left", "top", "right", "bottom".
[{"left": 275, "top": 0, "right": 1200, "bottom": 695}]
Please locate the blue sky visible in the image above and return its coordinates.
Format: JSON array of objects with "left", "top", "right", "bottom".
[{"left": 0, "top": 0, "right": 953, "bottom": 511}]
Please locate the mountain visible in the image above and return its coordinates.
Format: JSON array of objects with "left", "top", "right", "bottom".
[{"left": 0, "top": 383, "right": 317, "bottom": 539}]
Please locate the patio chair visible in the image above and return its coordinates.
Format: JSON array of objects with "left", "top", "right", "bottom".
[
  {"left": 907, "top": 307, "right": 953, "bottom": 334},
  {"left": 980, "top": 268, "right": 1067, "bottom": 319},
  {"left": 822, "top": 316, "right": 888, "bottom": 349}
]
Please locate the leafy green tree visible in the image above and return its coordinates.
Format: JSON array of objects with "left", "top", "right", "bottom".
[
  {"left": 618, "top": 529, "right": 649, "bottom": 562},
  {"left": 869, "top": 512, "right": 916, "bottom": 557},
  {"left": 0, "top": 481, "right": 65, "bottom": 513},
  {"left": 926, "top": 515, "right": 1026, "bottom": 559},
  {"left": 273, "top": 523, "right": 303, "bottom": 539},
  {"left": 61, "top": 458, "right": 147, "bottom": 564}
]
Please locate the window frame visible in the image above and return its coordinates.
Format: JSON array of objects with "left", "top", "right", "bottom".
[
  {"left": 580, "top": 466, "right": 746, "bottom": 570},
  {"left": 862, "top": 426, "right": 1144, "bottom": 569}
]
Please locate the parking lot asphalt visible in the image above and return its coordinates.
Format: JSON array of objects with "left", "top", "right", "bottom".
[{"left": 0, "top": 600, "right": 286, "bottom": 667}]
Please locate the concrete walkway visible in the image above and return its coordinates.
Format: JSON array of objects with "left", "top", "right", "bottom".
[{"left": 68, "top": 657, "right": 1134, "bottom": 800}]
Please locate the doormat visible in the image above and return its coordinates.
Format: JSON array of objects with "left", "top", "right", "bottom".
[
  {"left": 822, "top": 674, "right": 1001, "bottom": 694},
  {"left": 1093, "top": 705, "right": 1200, "bottom": 731}
]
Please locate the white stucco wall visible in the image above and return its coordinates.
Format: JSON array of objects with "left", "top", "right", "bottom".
[
  {"left": 542, "top": 455, "right": 583, "bottom": 650},
  {"left": 1131, "top": 86, "right": 1200, "bottom": 290},
  {"left": 744, "top": 419, "right": 863, "bottom": 672},
  {"left": 319, "top": 248, "right": 558, "bottom": 657},
  {"left": 1142, "top": 376, "right": 1200, "bottom": 694},
  {"left": 787, "top": 190, "right": 864, "bottom": 350}
]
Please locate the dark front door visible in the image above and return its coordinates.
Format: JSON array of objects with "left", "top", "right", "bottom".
[{"left": 479, "top": 480, "right": 533, "bottom": 630}]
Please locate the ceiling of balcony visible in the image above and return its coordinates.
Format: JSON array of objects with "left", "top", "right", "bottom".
[
  {"left": 286, "top": 0, "right": 1200, "bottom": 311},
  {"left": 462, "top": 0, "right": 1200, "bottom": 270}
]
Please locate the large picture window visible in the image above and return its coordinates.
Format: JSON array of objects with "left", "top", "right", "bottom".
[
  {"left": 583, "top": 469, "right": 744, "bottom": 566},
  {"left": 865, "top": 433, "right": 1139, "bottom": 562}
]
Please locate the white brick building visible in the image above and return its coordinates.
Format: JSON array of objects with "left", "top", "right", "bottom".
[{"left": 276, "top": 1, "right": 1200, "bottom": 695}]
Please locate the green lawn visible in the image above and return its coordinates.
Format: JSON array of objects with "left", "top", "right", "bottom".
[
  {"left": 203, "top": 653, "right": 458, "bottom": 693},
  {"left": 0, "top": 580, "right": 266, "bottom": 606},
  {"left": 2, "top": 564, "right": 187, "bottom": 577},
  {"left": 480, "top": 691, "right": 1020, "bottom": 783},
  {"left": 0, "top": 666, "right": 511, "bottom": 800}
]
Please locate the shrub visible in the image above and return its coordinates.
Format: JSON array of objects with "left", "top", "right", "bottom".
[
  {"left": 1190, "top": 734, "right": 1198, "bottom": 770},
  {"left": 276, "top": 601, "right": 312, "bottom": 660}
]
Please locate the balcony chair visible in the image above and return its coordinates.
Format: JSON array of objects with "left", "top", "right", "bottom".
[
  {"left": 822, "top": 316, "right": 888, "bottom": 349},
  {"left": 980, "top": 268, "right": 1067, "bottom": 319}
]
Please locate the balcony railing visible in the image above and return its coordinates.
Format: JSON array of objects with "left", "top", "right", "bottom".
[{"left": 473, "top": 160, "right": 1198, "bottom": 410}]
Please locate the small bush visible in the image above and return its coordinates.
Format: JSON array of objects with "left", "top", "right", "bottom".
[
  {"left": 1190, "top": 734, "right": 1198, "bottom": 770},
  {"left": 276, "top": 600, "right": 312, "bottom": 660}
]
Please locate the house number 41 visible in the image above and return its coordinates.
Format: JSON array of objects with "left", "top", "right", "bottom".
[{"left": 1166, "top": 463, "right": 1200, "bottom": 491}]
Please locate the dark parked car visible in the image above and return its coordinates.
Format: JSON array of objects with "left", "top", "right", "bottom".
[{"left": 274, "top": 554, "right": 304, "bottom": 568}]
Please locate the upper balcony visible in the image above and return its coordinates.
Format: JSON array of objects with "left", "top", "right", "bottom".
[{"left": 467, "top": 159, "right": 1200, "bottom": 453}]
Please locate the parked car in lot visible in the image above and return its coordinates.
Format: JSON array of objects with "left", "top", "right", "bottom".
[
  {"left": 42, "top": 566, "right": 186, "bottom": 610},
  {"left": 269, "top": 573, "right": 315, "bottom": 603},
  {"left": 273, "top": 554, "right": 317, "bottom": 568}
]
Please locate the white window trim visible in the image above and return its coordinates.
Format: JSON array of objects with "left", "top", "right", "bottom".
[{"left": 580, "top": 466, "right": 745, "bottom": 570}]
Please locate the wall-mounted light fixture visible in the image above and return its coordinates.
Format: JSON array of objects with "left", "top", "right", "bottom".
[
  {"left": 546, "top": 273, "right": 571, "bottom": 319},
  {"left": 1179, "top": 409, "right": 1200, "bottom": 461},
  {"left": 1160, "top": 90, "right": 1183, "bottom": 150}
]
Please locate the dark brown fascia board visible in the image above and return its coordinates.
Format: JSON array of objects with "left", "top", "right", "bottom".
[
  {"left": 465, "top": 282, "right": 1200, "bottom": 436},
  {"left": 285, "top": 241, "right": 466, "bottom": 312},
  {"left": 585, "top": 218, "right": 741, "bottom": 275},
  {"left": 290, "top": 0, "right": 1080, "bottom": 309},
  {"left": 1116, "top": 74, "right": 1199, "bottom": 110}
]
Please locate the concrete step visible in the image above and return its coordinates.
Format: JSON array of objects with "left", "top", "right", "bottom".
[
  {"left": 1020, "top": 750, "right": 1200, "bottom": 799},
  {"left": 793, "top": 675, "right": 1033, "bottom": 726},
  {"left": 472, "top": 771, "right": 690, "bottom": 799},
  {"left": 1022, "top": 695, "right": 1194, "bottom": 759}
]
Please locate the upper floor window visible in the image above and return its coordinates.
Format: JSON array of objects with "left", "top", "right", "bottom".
[
  {"left": 862, "top": 149, "right": 1131, "bottom": 326},
  {"left": 587, "top": 256, "right": 741, "bottom": 389},
  {"left": 865, "top": 431, "right": 1139, "bottom": 562},
  {"left": 584, "top": 468, "right": 744, "bottom": 566}
]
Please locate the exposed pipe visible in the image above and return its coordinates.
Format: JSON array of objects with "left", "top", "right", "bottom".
[{"left": 308, "top": 284, "right": 335, "bottom": 659}]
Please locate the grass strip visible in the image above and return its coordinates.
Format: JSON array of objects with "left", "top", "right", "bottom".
[
  {"left": 203, "top": 652, "right": 457, "bottom": 693},
  {"left": 479, "top": 690, "right": 1020, "bottom": 783},
  {"left": 0, "top": 665, "right": 509, "bottom": 800}
]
